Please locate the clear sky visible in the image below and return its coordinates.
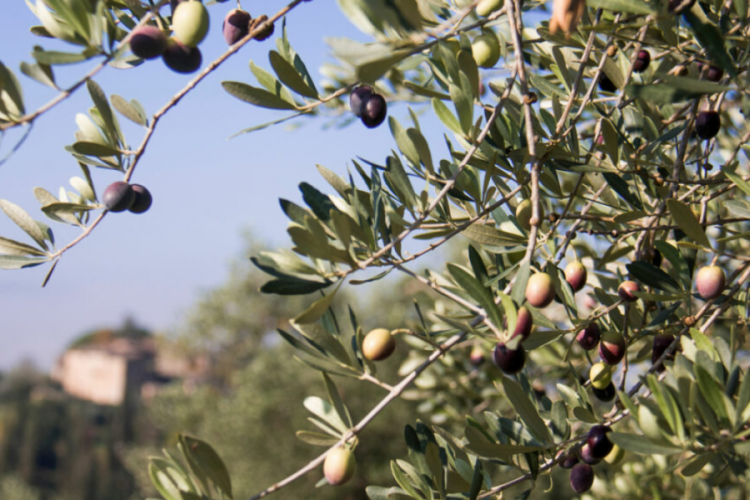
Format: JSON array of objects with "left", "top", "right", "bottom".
[{"left": 0, "top": 0, "right": 450, "bottom": 369}]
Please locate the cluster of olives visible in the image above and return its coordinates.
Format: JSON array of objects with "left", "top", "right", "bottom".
[
  {"left": 350, "top": 86, "right": 388, "bottom": 129},
  {"left": 558, "top": 425, "right": 623, "bottom": 493},
  {"left": 223, "top": 9, "right": 275, "bottom": 46},
  {"left": 129, "top": 0, "right": 209, "bottom": 74},
  {"left": 102, "top": 181, "right": 153, "bottom": 214}
]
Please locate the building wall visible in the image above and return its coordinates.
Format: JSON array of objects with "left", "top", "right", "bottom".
[{"left": 59, "top": 351, "right": 128, "bottom": 406}]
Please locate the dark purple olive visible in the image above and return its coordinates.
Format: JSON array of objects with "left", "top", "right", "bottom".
[
  {"left": 130, "top": 26, "right": 168, "bottom": 60},
  {"left": 592, "top": 383, "right": 616, "bottom": 402},
  {"left": 361, "top": 94, "right": 387, "bottom": 129},
  {"left": 695, "top": 111, "right": 720, "bottom": 140},
  {"left": 651, "top": 334, "right": 676, "bottom": 371},
  {"left": 587, "top": 425, "right": 614, "bottom": 459},
  {"left": 223, "top": 9, "right": 251, "bottom": 45},
  {"left": 102, "top": 181, "right": 135, "bottom": 213},
  {"left": 558, "top": 451, "right": 579, "bottom": 469},
  {"left": 350, "top": 86, "right": 373, "bottom": 118},
  {"left": 598, "top": 74, "right": 617, "bottom": 92},
  {"left": 576, "top": 322, "right": 601, "bottom": 351},
  {"left": 579, "top": 444, "right": 601, "bottom": 465},
  {"left": 632, "top": 50, "right": 650, "bottom": 73},
  {"left": 493, "top": 343, "right": 526, "bottom": 374},
  {"left": 162, "top": 38, "right": 202, "bottom": 74},
  {"left": 705, "top": 65, "right": 724, "bottom": 82},
  {"left": 570, "top": 463, "right": 594, "bottom": 493},
  {"left": 128, "top": 184, "right": 152, "bottom": 214}
]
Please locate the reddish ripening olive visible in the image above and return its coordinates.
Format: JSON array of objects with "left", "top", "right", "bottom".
[
  {"left": 162, "top": 38, "right": 202, "bottom": 73},
  {"left": 589, "top": 362, "right": 612, "bottom": 390},
  {"left": 570, "top": 463, "right": 594, "bottom": 493},
  {"left": 493, "top": 343, "right": 526, "bottom": 374},
  {"left": 323, "top": 447, "right": 356, "bottom": 486},
  {"left": 172, "top": 0, "right": 210, "bottom": 48},
  {"left": 652, "top": 334, "right": 676, "bottom": 372},
  {"left": 469, "top": 346, "right": 485, "bottom": 366},
  {"left": 696, "top": 265, "right": 726, "bottom": 300},
  {"left": 128, "top": 184, "right": 152, "bottom": 214},
  {"left": 565, "top": 261, "right": 587, "bottom": 292},
  {"left": 525, "top": 273, "right": 555, "bottom": 308},
  {"left": 632, "top": 50, "right": 651, "bottom": 73},
  {"left": 361, "top": 94, "right": 387, "bottom": 129},
  {"left": 576, "top": 322, "right": 601, "bottom": 351},
  {"left": 557, "top": 450, "right": 579, "bottom": 469},
  {"left": 578, "top": 444, "right": 601, "bottom": 465},
  {"left": 598, "top": 74, "right": 617, "bottom": 92},
  {"left": 587, "top": 425, "right": 614, "bottom": 459},
  {"left": 223, "top": 9, "right": 251, "bottom": 45},
  {"left": 129, "top": 26, "right": 168, "bottom": 59},
  {"left": 362, "top": 328, "right": 395, "bottom": 361},
  {"left": 599, "top": 332, "right": 626, "bottom": 365},
  {"left": 695, "top": 110, "right": 721, "bottom": 140},
  {"left": 618, "top": 280, "right": 640, "bottom": 302},
  {"left": 350, "top": 86, "right": 373, "bottom": 118},
  {"left": 102, "top": 181, "right": 135, "bottom": 213},
  {"left": 512, "top": 306, "right": 534, "bottom": 341},
  {"left": 592, "top": 383, "right": 616, "bottom": 402}
]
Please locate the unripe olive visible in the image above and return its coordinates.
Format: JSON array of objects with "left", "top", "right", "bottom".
[
  {"left": 128, "top": 184, "right": 152, "bottom": 214},
  {"left": 130, "top": 26, "right": 168, "bottom": 60},
  {"left": 589, "top": 362, "right": 612, "bottom": 390},
  {"left": 617, "top": 280, "right": 640, "bottom": 302},
  {"left": 565, "top": 261, "right": 587, "bottom": 292},
  {"left": 695, "top": 110, "right": 720, "bottom": 140},
  {"left": 599, "top": 332, "right": 626, "bottom": 365},
  {"left": 476, "top": 0, "right": 503, "bottom": 17},
  {"left": 512, "top": 306, "right": 533, "bottom": 340},
  {"left": 570, "top": 463, "right": 594, "bottom": 493},
  {"left": 172, "top": 0, "right": 210, "bottom": 47},
  {"left": 362, "top": 328, "right": 395, "bottom": 361},
  {"left": 695, "top": 265, "right": 726, "bottom": 300},
  {"left": 525, "top": 272, "right": 555, "bottom": 308},
  {"left": 471, "top": 31, "right": 500, "bottom": 69},
  {"left": 223, "top": 9, "right": 251, "bottom": 45},
  {"left": 576, "top": 322, "right": 601, "bottom": 351},
  {"left": 323, "top": 447, "right": 356, "bottom": 486},
  {"left": 162, "top": 38, "right": 202, "bottom": 74},
  {"left": 102, "top": 181, "right": 135, "bottom": 213},
  {"left": 632, "top": 50, "right": 650, "bottom": 73},
  {"left": 360, "top": 93, "right": 387, "bottom": 129},
  {"left": 516, "top": 199, "right": 544, "bottom": 231},
  {"left": 493, "top": 343, "right": 526, "bottom": 374},
  {"left": 605, "top": 444, "right": 625, "bottom": 464},
  {"left": 349, "top": 85, "right": 373, "bottom": 118},
  {"left": 586, "top": 425, "right": 614, "bottom": 459}
]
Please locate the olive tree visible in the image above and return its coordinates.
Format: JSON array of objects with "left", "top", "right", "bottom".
[{"left": 2, "top": 0, "right": 750, "bottom": 498}]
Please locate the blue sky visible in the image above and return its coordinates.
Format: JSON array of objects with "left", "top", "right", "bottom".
[{"left": 0, "top": 0, "right": 451, "bottom": 369}]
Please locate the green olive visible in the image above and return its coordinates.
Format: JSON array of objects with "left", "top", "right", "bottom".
[
  {"left": 362, "top": 328, "right": 396, "bottom": 361},
  {"left": 476, "top": 0, "right": 504, "bottom": 17},
  {"left": 589, "top": 362, "right": 612, "bottom": 390},
  {"left": 471, "top": 32, "right": 500, "bottom": 69},
  {"left": 172, "top": 0, "right": 209, "bottom": 48}
]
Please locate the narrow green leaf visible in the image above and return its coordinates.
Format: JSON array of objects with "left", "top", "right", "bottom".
[
  {"left": 269, "top": 50, "right": 318, "bottom": 99},
  {"left": 222, "top": 81, "right": 298, "bottom": 110},
  {"left": 667, "top": 199, "right": 711, "bottom": 248},
  {"left": 0, "top": 200, "right": 48, "bottom": 250},
  {"left": 608, "top": 432, "right": 682, "bottom": 455},
  {"left": 499, "top": 378, "right": 552, "bottom": 444}
]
